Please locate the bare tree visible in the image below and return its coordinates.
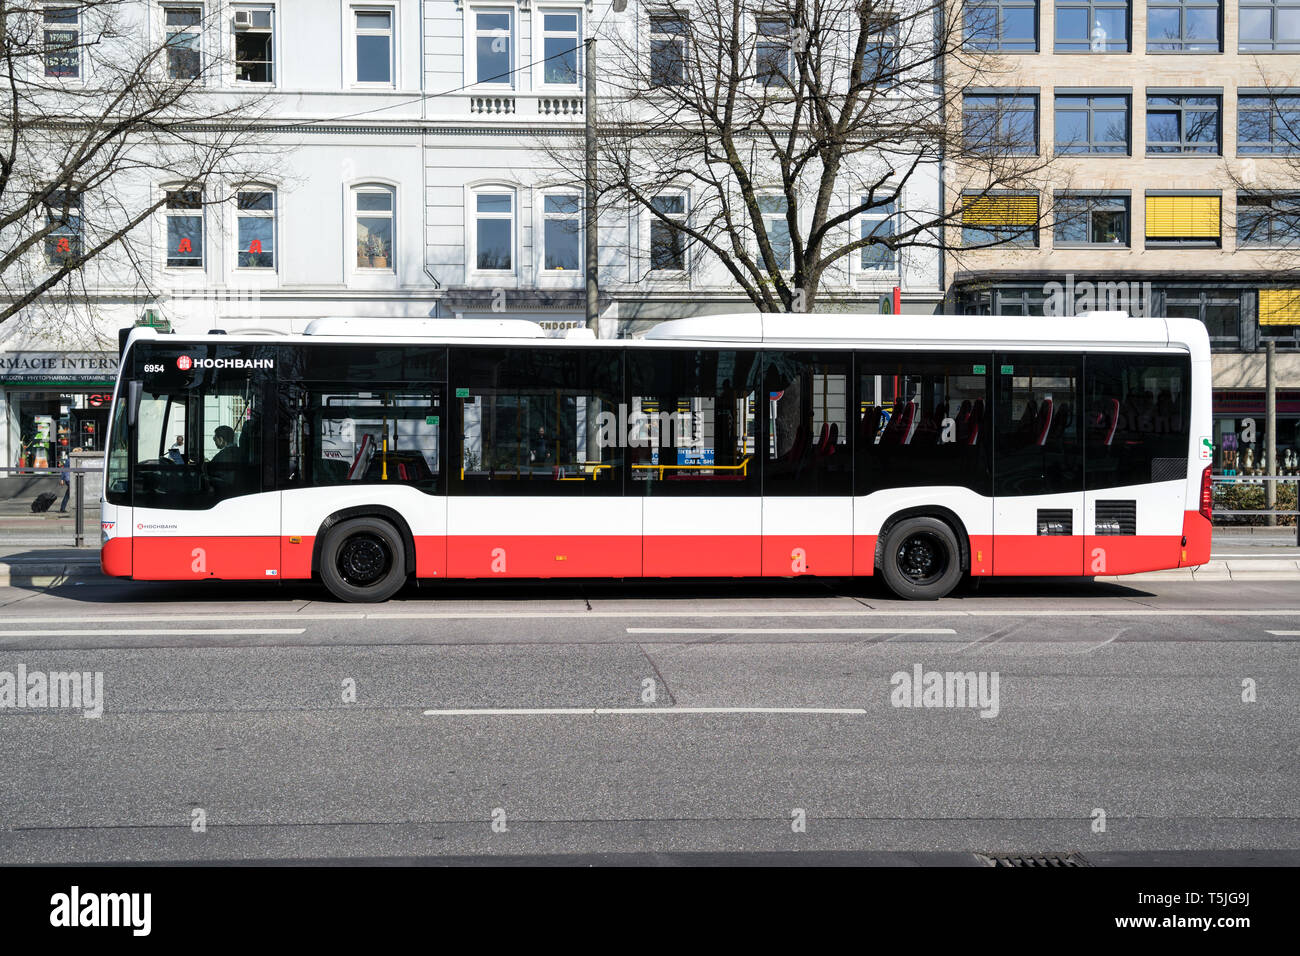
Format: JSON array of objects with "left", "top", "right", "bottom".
[
  {"left": 0, "top": 1, "right": 276, "bottom": 340},
  {"left": 537, "top": 0, "right": 1057, "bottom": 313}
]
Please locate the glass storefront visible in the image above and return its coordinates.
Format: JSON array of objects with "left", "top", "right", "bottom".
[
  {"left": 1, "top": 349, "right": 119, "bottom": 469},
  {"left": 1212, "top": 391, "right": 1300, "bottom": 476}
]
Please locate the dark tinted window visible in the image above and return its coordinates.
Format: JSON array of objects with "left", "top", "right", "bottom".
[
  {"left": 856, "top": 353, "right": 992, "bottom": 495},
  {"left": 127, "top": 343, "right": 273, "bottom": 509},
  {"left": 763, "top": 352, "right": 852, "bottom": 496},
  {"left": 452, "top": 346, "right": 623, "bottom": 495},
  {"left": 626, "top": 349, "right": 760, "bottom": 495},
  {"left": 1084, "top": 353, "right": 1191, "bottom": 489},
  {"left": 994, "top": 354, "right": 1083, "bottom": 495}
]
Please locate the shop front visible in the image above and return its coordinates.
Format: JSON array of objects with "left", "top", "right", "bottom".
[{"left": 1, "top": 350, "right": 119, "bottom": 469}]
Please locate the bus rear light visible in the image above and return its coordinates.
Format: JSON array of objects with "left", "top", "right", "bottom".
[{"left": 1199, "top": 466, "right": 1213, "bottom": 521}]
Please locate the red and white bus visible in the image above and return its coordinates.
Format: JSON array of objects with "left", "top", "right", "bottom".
[{"left": 100, "top": 313, "right": 1212, "bottom": 602}]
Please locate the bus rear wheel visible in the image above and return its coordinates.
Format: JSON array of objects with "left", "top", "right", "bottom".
[
  {"left": 319, "top": 517, "right": 407, "bottom": 603},
  {"left": 879, "top": 517, "right": 963, "bottom": 601}
]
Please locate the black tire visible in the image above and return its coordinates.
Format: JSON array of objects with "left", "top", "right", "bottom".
[
  {"left": 318, "top": 517, "right": 407, "bottom": 603},
  {"left": 879, "top": 516, "right": 963, "bottom": 601}
]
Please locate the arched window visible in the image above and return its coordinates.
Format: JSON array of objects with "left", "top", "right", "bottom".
[{"left": 354, "top": 184, "right": 395, "bottom": 270}]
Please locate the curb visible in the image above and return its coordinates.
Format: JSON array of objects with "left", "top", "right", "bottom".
[{"left": 0, "top": 563, "right": 103, "bottom": 588}]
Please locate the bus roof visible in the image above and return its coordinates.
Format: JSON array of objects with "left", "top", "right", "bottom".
[{"left": 122, "top": 312, "right": 1208, "bottom": 356}]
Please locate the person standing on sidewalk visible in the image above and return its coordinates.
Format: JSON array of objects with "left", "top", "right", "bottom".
[{"left": 58, "top": 458, "right": 70, "bottom": 513}]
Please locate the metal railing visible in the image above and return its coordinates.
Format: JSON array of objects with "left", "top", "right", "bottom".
[
  {"left": 0, "top": 466, "right": 101, "bottom": 548},
  {"left": 1211, "top": 475, "right": 1300, "bottom": 545}
]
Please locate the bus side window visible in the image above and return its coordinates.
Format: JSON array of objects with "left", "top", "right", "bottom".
[
  {"left": 993, "top": 354, "right": 1083, "bottom": 497},
  {"left": 626, "top": 349, "right": 760, "bottom": 496},
  {"left": 762, "top": 351, "right": 851, "bottom": 496},
  {"left": 856, "top": 353, "right": 992, "bottom": 496}
]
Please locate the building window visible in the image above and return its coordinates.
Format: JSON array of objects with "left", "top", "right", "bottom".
[
  {"left": 1055, "top": 0, "right": 1129, "bottom": 51},
  {"left": 165, "top": 189, "right": 204, "bottom": 268},
  {"left": 860, "top": 196, "right": 897, "bottom": 269},
  {"left": 1161, "top": 289, "right": 1240, "bottom": 345},
  {"left": 1237, "top": 193, "right": 1300, "bottom": 246},
  {"left": 1238, "top": 95, "right": 1300, "bottom": 154},
  {"left": 1146, "top": 0, "right": 1221, "bottom": 52},
  {"left": 963, "top": 93, "right": 1039, "bottom": 154},
  {"left": 755, "top": 16, "right": 792, "bottom": 86},
  {"left": 1240, "top": 0, "right": 1300, "bottom": 50},
  {"left": 649, "top": 194, "right": 687, "bottom": 271},
  {"left": 233, "top": 5, "right": 274, "bottom": 82},
  {"left": 650, "top": 14, "right": 687, "bottom": 87},
  {"left": 1259, "top": 289, "right": 1300, "bottom": 327},
  {"left": 474, "top": 10, "right": 513, "bottom": 85},
  {"left": 1145, "top": 194, "right": 1221, "bottom": 246},
  {"left": 164, "top": 6, "right": 203, "bottom": 79},
  {"left": 961, "top": 193, "right": 1039, "bottom": 246},
  {"left": 43, "top": 189, "right": 82, "bottom": 265},
  {"left": 1146, "top": 94, "right": 1220, "bottom": 154},
  {"left": 43, "top": 6, "right": 80, "bottom": 78},
  {"left": 1053, "top": 193, "right": 1129, "bottom": 245},
  {"left": 1054, "top": 93, "right": 1129, "bottom": 153},
  {"left": 474, "top": 190, "right": 513, "bottom": 271},
  {"left": 964, "top": 0, "right": 1038, "bottom": 52},
  {"left": 541, "top": 11, "right": 581, "bottom": 85},
  {"left": 860, "top": 28, "right": 899, "bottom": 89},
  {"left": 354, "top": 185, "right": 394, "bottom": 270},
  {"left": 236, "top": 188, "right": 275, "bottom": 268},
  {"left": 542, "top": 193, "right": 581, "bottom": 272},
  {"left": 355, "top": 8, "right": 393, "bottom": 84},
  {"left": 758, "top": 195, "right": 792, "bottom": 271}
]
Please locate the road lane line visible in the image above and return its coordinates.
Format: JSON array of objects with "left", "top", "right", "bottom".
[
  {"left": 0, "top": 628, "right": 307, "bottom": 637},
  {"left": 5, "top": 609, "right": 1300, "bottom": 625},
  {"left": 1265, "top": 630, "right": 1300, "bottom": 636},
  {"left": 625, "top": 627, "right": 956, "bottom": 635},
  {"left": 422, "top": 706, "right": 868, "bottom": 716}
]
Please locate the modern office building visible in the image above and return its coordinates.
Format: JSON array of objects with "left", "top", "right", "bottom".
[{"left": 947, "top": 0, "right": 1300, "bottom": 474}]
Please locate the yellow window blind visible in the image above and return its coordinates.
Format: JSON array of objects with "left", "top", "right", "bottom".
[
  {"left": 1145, "top": 196, "right": 1220, "bottom": 239},
  {"left": 1259, "top": 289, "right": 1300, "bottom": 326},
  {"left": 962, "top": 194, "right": 1039, "bottom": 227}
]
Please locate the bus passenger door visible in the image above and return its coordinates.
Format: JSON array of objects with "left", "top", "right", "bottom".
[
  {"left": 761, "top": 352, "right": 854, "bottom": 576},
  {"left": 631, "top": 348, "right": 762, "bottom": 577},
  {"left": 992, "top": 354, "right": 1085, "bottom": 576}
]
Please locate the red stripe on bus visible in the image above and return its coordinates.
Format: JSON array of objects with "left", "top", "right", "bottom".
[
  {"left": 109, "top": 526, "right": 1209, "bottom": 582},
  {"left": 1180, "top": 510, "right": 1213, "bottom": 568},
  {"left": 761, "top": 535, "right": 853, "bottom": 576},
  {"left": 449, "top": 535, "right": 643, "bottom": 578},
  {"left": 133, "top": 536, "right": 281, "bottom": 580},
  {"left": 101, "top": 537, "right": 132, "bottom": 578}
]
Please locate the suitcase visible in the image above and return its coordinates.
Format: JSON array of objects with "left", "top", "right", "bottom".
[{"left": 31, "top": 492, "right": 58, "bottom": 513}]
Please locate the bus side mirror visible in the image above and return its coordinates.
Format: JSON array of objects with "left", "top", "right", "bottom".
[{"left": 127, "top": 380, "right": 142, "bottom": 428}]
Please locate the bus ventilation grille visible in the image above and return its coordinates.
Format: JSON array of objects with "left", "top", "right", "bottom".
[
  {"left": 1036, "top": 509, "right": 1073, "bottom": 536},
  {"left": 1151, "top": 457, "right": 1188, "bottom": 482},
  {"left": 1095, "top": 500, "right": 1137, "bottom": 536},
  {"left": 976, "top": 853, "right": 1092, "bottom": 868}
]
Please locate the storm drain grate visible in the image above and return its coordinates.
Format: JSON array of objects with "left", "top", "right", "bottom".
[{"left": 976, "top": 852, "right": 1092, "bottom": 867}]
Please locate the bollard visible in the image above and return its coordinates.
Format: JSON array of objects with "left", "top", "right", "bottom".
[{"left": 74, "top": 471, "right": 85, "bottom": 548}]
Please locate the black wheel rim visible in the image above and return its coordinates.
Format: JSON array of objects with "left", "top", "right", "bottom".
[
  {"left": 337, "top": 533, "right": 391, "bottom": 587},
  {"left": 895, "top": 531, "right": 949, "bottom": 585}
]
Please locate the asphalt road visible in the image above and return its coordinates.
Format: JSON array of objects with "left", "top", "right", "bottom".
[{"left": 0, "top": 574, "right": 1297, "bottom": 865}]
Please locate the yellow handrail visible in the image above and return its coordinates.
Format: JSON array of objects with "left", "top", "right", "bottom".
[{"left": 631, "top": 457, "right": 750, "bottom": 480}]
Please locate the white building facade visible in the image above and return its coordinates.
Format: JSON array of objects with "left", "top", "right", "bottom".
[{"left": 1, "top": 0, "right": 943, "bottom": 469}]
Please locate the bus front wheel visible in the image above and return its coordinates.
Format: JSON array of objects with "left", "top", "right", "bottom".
[
  {"left": 879, "top": 517, "right": 963, "bottom": 601},
  {"left": 319, "top": 517, "right": 407, "bottom": 603}
]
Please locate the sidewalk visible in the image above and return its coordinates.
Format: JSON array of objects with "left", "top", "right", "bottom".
[{"left": 0, "top": 547, "right": 103, "bottom": 587}]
